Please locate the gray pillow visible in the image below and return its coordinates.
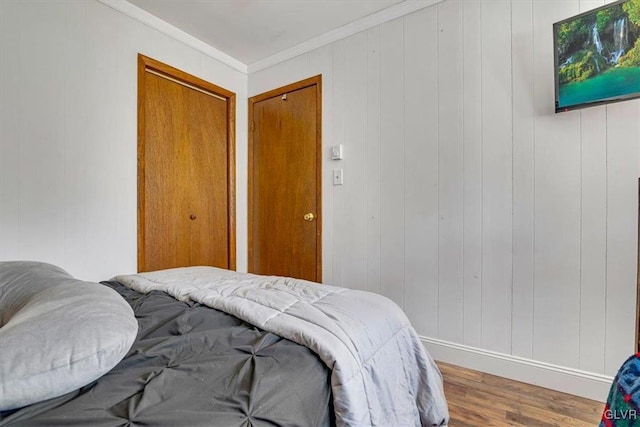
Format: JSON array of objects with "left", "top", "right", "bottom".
[{"left": 0, "top": 261, "right": 138, "bottom": 411}]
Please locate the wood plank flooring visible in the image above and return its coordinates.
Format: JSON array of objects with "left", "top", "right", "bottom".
[{"left": 437, "top": 362, "right": 605, "bottom": 426}]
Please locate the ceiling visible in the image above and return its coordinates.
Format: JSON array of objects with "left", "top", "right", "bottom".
[{"left": 127, "top": 0, "right": 404, "bottom": 65}]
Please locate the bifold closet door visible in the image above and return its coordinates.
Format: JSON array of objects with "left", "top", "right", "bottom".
[{"left": 138, "top": 55, "right": 235, "bottom": 272}]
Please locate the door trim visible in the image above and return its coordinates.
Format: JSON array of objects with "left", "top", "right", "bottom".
[
  {"left": 137, "top": 54, "right": 236, "bottom": 272},
  {"left": 248, "top": 75, "right": 322, "bottom": 282}
]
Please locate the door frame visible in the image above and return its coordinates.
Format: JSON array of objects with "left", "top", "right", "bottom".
[
  {"left": 137, "top": 54, "right": 236, "bottom": 272},
  {"left": 248, "top": 75, "right": 322, "bottom": 281}
]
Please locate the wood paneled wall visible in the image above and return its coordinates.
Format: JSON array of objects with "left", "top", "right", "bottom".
[{"left": 249, "top": 0, "right": 640, "bottom": 376}]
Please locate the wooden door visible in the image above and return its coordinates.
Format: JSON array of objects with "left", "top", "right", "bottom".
[
  {"left": 138, "top": 55, "right": 235, "bottom": 272},
  {"left": 249, "top": 76, "right": 322, "bottom": 282}
]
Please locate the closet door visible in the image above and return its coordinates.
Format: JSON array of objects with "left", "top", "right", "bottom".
[{"left": 138, "top": 55, "right": 235, "bottom": 272}]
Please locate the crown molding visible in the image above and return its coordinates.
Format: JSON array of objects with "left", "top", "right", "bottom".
[
  {"left": 99, "top": 0, "right": 445, "bottom": 76},
  {"left": 97, "top": 0, "right": 248, "bottom": 74},
  {"left": 248, "top": 0, "right": 445, "bottom": 74}
]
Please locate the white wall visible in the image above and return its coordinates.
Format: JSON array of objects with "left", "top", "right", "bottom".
[
  {"left": 249, "top": 0, "right": 640, "bottom": 383},
  {"left": 0, "top": 0, "right": 248, "bottom": 281}
]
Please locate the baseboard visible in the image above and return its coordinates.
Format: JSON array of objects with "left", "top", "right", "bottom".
[{"left": 421, "top": 336, "right": 613, "bottom": 403}]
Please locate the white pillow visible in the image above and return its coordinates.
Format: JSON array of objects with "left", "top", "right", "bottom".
[{"left": 0, "top": 261, "right": 138, "bottom": 411}]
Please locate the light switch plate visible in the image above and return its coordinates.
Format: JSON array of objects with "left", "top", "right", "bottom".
[
  {"left": 333, "top": 169, "right": 344, "bottom": 185},
  {"left": 331, "top": 144, "right": 344, "bottom": 160}
]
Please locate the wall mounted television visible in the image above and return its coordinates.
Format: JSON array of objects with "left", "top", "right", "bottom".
[{"left": 554, "top": 0, "right": 640, "bottom": 113}]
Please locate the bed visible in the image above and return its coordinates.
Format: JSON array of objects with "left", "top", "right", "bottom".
[{"left": 0, "top": 261, "right": 449, "bottom": 426}]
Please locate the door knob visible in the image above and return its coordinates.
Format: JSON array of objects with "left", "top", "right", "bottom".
[
  {"left": 304, "top": 212, "right": 316, "bottom": 221},
  {"left": 189, "top": 214, "right": 197, "bottom": 220}
]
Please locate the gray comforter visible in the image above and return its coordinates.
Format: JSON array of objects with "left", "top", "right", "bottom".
[
  {"left": 115, "top": 267, "right": 449, "bottom": 427},
  {"left": 0, "top": 281, "right": 333, "bottom": 426}
]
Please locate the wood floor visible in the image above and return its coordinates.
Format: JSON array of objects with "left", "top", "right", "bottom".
[{"left": 438, "top": 362, "right": 605, "bottom": 426}]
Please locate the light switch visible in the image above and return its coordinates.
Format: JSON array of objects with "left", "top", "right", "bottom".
[
  {"left": 331, "top": 144, "right": 344, "bottom": 160},
  {"left": 333, "top": 169, "right": 344, "bottom": 186}
]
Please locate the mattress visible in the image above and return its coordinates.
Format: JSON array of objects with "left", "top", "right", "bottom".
[{"left": 0, "top": 281, "right": 333, "bottom": 427}]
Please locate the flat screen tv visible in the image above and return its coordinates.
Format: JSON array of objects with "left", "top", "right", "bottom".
[{"left": 554, "top": 0, "right": 640, "bottom": 112}]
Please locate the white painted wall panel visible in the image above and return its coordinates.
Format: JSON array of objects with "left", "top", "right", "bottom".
[
  {"left": 366, "top": 27, "right": 382, "bottom": 295},
  {"left": 461, "top": 0, "right": 483, "bottom": 349},
  {"left": 343, "top": 33, "right": 368, "bottom": 291},
  {"left": 404, "top": 7, "right": 439, "bottom": 337},
  {"left": 379, "top": 19, "right": 405, "bottom": 307},
  {"left": 576, "top": 0, "right": 607, "bottom": 374},
  {"left": 511, "top": 0, "right": 535, "bottom": 359},
  {"left": 83, "top": 1, "right": 124, "bottom": 280},
  {"left": 64, "top": 1, "right": 90, "bottom": 278},
  {"left": 480, "top": 0, "right": 513, "bottom": 354},
  {"left": 437, "top": 0, "right": 464, "bottom": 344}
]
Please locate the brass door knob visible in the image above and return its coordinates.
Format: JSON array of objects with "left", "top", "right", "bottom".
[{"left": 304, "top": 212, "right": 316, "bottom": 221}]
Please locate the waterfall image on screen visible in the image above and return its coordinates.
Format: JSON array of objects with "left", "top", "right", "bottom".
[{"left": 554, "top": 0, "right": 640, "bottom": 112}]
